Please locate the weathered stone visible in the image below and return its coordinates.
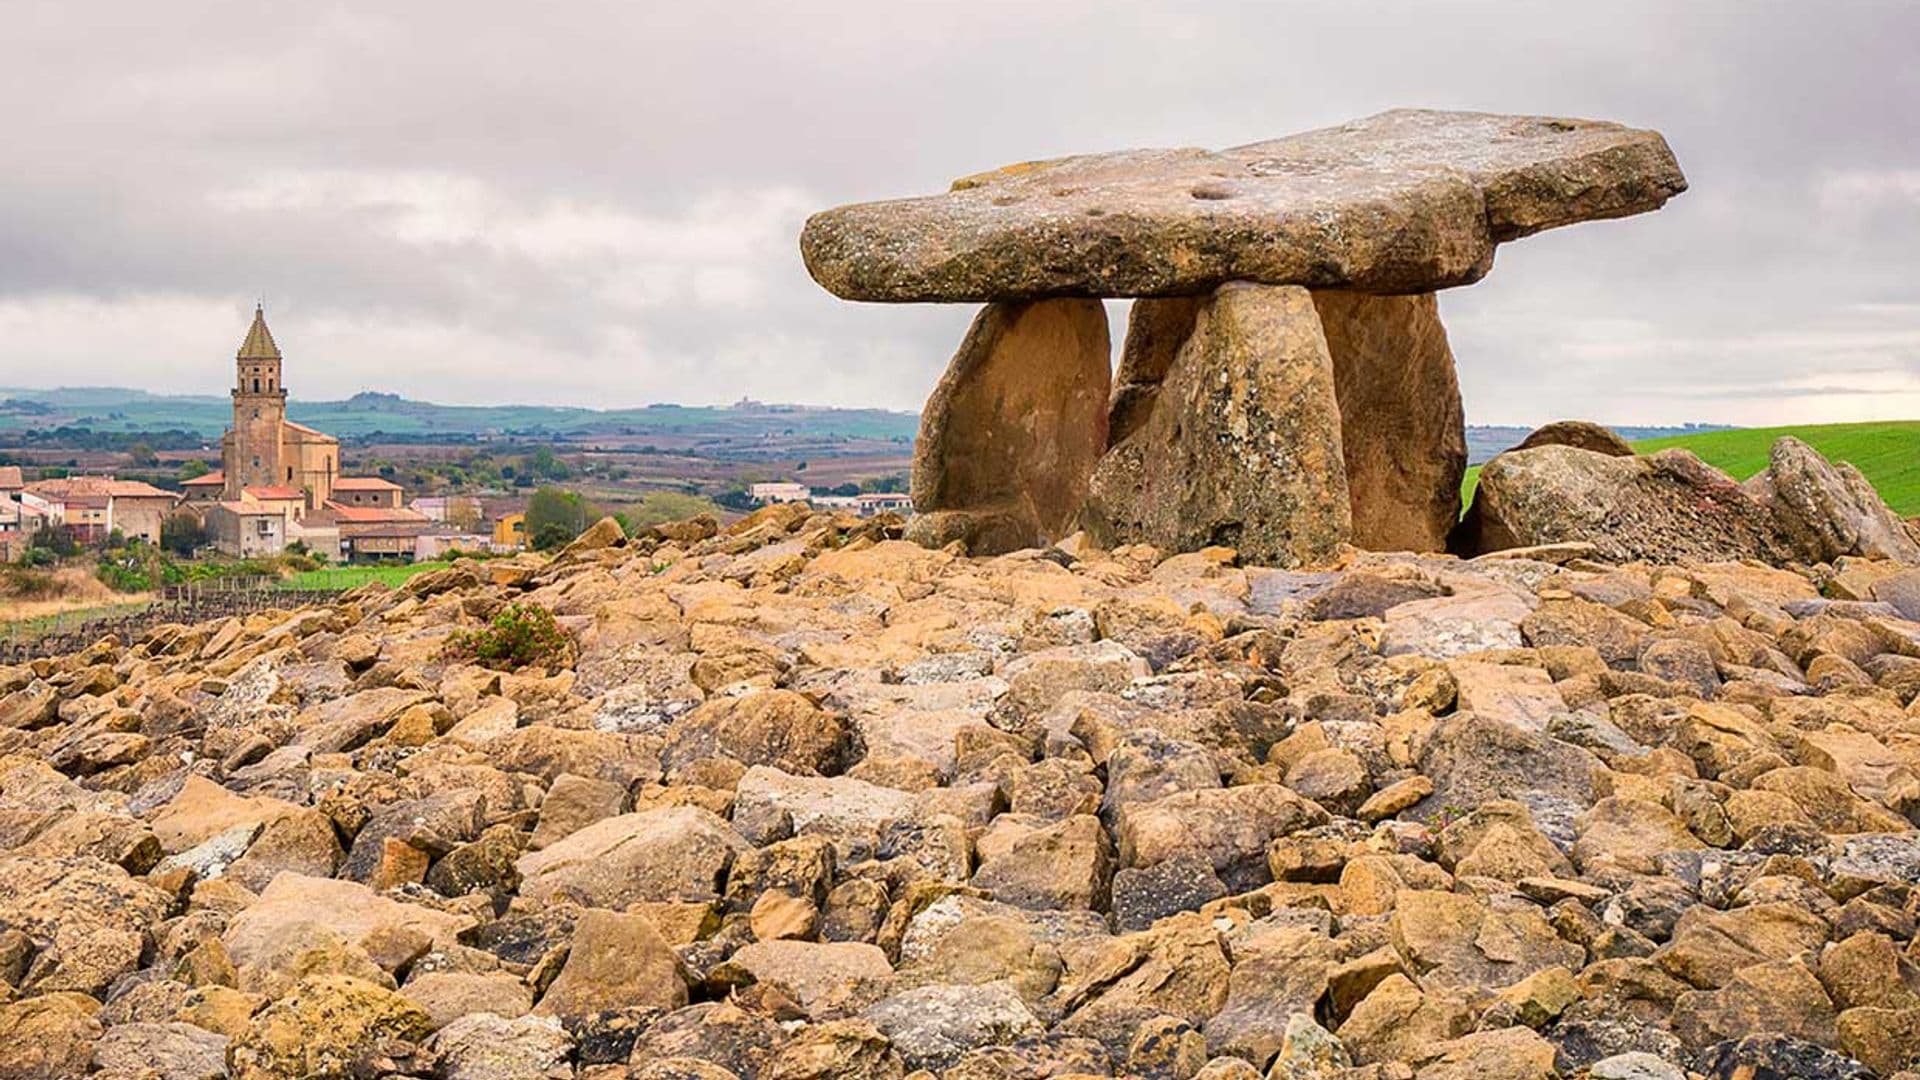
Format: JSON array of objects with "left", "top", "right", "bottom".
[
  {"left": 89, "top": 1021, "right": 229, "bottom": 1080},
  {"left": 802, "top": 109, "right": 1685, "bottom": 301},
  {"left": 1313, "top": 289, "right": 1465, "bottom": 552},
  {"left": 863, "top": 981, "right": 1041, "bottom": 1071},
  {"left": 535, "top": 908, "right": 687, "bottom": 1020},
  {"left": 430, "top": 1013, "right": 572, "bottom": 1080},
  {"left": 0, "top": 992, "right": 102, "bottom": 1080},
  {"left": 664, "top": 689, "right": 850, "bottom": 776},
  {"left": 905, "top": 297, "right": 1110, "bottom": 553},
  {"left": 515, "top": 805, "right": 746, "bottom": 907},
  {"left": 1515, "top": 419, "right": 1636, "bottom": 456},
  {"left": 227, "top": 974, "right": 434, "bottom": 1080},
  {"left": 1083, "top": 282, "right": 1350, "bottom": 566},
  {"left": 1754, "top": 436, "right": 1920, "bottom": 563},
  {"left": 1457, "top": 445, "right": 1789, "bottom": 562}
]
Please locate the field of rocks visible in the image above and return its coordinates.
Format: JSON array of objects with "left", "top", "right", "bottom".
[{"left": 6, "top": 502, "right": 1920, "bottom": 1080}]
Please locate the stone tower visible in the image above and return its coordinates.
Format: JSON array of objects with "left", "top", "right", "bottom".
[{"left": 223, "top": 304, "right": 287, "bottom": 499}]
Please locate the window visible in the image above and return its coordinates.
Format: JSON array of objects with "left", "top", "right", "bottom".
[
  {"left": 253, "top": 378, "right": 260, "bottom": 392},
  {"left": 287, "top": 467, "right": 294, "bottom": 482}
]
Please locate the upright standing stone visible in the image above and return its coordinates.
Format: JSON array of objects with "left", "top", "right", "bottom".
[
  {"left": 906, "top": 298, "right": 1111, "bottom": 554},
  {"left": 1083, "top": 283, "right": 1350, "bottom": 566},
  {"left": 1312, "top": 290, "right": 1466, "bottom": 553}
]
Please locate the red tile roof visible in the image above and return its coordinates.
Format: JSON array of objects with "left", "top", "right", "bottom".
[
  {"left": 243, "top": 486, "right": 304, "bottom": 501},
  {"left": 182, "top": 471, "right": 226, "bottom": 487},
  {"left": 332, "top": 476, "right": 402, "bottom": 491},
  {"left": 321, "top": 500, "right": 427, "bottom": 524}
]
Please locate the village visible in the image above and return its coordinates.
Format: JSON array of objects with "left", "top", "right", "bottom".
[{"left": 0, "top": 307, "right": 909, "bottom": 569}]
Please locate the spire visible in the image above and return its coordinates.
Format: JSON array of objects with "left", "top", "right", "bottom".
[{"left": 237, "top": 303, "right": 281, "bottom": 360}]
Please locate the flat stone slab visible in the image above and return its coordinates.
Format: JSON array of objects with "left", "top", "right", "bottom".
[{"left": 801, "top": 109, "right": 1685, "bottom": 302}]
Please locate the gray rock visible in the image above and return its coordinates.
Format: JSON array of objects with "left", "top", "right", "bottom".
[
  {"left": 864, "top": 981, "right": 1042, "bottom": 1071},
  {"left": 1589, "top": 1051, "right": 1686, "bottom": 1080},
  {"left": 431, "top": 1012, "right": 572, "bottom": 1080},
  {"left": 90, "top": 1021, "right": 228, "bottom": 1080},
  {"left": 801, "top": 109, "right": 1684, "bottom": 302}
]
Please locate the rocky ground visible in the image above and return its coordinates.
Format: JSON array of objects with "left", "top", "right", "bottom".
[{"left": 5, "top": 504, "right": 1920, "bottom": 1080}]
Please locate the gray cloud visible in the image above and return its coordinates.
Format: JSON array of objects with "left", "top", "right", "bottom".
[{"left": 0, "top": 1, "right": 1915, "bottom": 424}]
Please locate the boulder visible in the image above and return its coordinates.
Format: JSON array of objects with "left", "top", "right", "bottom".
[
  {"left": 862, "top": 981, "right": 1041, "bottom": 1071},
  {"left": 222, "top": 873, "right": 473, "bottom": 977},
  {"left": 515, "top": 805, "right": 746, "bottom": 907},
  {"left": 663, "top": 689, "right": 851, "bottom": 776},
  {"left": 802, "top": 109, "right": 1685, "bottom": 301},
  {"left": 534, "top": 908, "right": 688, "bottom": 1020},
  {"left": 905, "top": 297, "right": 1110, "bottom": 553},
  {"left": 1114, "top": 782, "right": 1329, "bottom": 890},
  {"left": 0, "top": 992, "right": 102, "bottom": 1080},
  {"left": 89, "top": 1021, "right": 229, "bottom": 1080},
  {"left": 227, "top": 975, "right": 435, "bottom": 1080},
  {"left": 715, "top": 940, "right": 893, "bottom": 1017},
  {"left": 0, "top": 855, "right": 171, "bottom": 995},
  {"left": 430, "top": 1013, "right": 572, "bottom": 1080},
  {"left": 1083, "top": 282, "right": 1351, "bottom": 566},
  {"left": 1314, "top": 288, "right": 1466, "bottom": 552},
  {"left": 1456, "top": 445, "right": 1788, "bottom": 562},
  {"left": 1753, "top": 436, "right": 1920, "bottom": 563}
]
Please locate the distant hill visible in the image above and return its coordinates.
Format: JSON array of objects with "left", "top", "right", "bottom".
[
  {"left": 1464, "top": 423, "right": 1733, "bottom": 464},
  {"left": 0, "top": 387, "right": 919, "bottom": 442},
  {"left": 1463, "top": 420, "right": 1920, "bottom": 516}
]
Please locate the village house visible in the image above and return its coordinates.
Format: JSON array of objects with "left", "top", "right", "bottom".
[
  {"left": 22, "top": 476, "right": 177, "bottom": 545},
  {"left": 748, "top": 482, "right": 811, "bottom": 504}
]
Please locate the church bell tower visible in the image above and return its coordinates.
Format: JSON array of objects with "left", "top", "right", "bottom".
[{"left": 224, "top": 304, "right": 287, "bottom": 498}]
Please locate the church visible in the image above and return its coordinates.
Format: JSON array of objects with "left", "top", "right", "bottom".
[{"left": 183, "top": 306, "right": 422, "bottom": 558}]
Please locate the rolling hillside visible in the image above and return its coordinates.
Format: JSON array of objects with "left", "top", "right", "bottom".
[{"left": 1463, "top": 421, "right": 1920, "bottom": 516}]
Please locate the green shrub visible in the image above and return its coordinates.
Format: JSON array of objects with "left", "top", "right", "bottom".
[{"left": 442, "top": 602, "right": 572, "bottom": 671}]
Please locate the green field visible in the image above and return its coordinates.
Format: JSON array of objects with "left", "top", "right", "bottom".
[
  {"left": 1462, "top": 421, "right": 1920, "bottom": 516},
  {"left": 275, "top": 561, "right": 453, "bottom": 591}
]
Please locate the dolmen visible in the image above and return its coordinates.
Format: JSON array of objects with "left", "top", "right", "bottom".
[{"left": 801, "top": 109, "right": 1688, "bottom": 563}]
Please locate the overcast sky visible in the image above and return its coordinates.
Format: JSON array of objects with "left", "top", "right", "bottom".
[{"left": 1, "top": 2, "right": 1915, "bottom": 425}]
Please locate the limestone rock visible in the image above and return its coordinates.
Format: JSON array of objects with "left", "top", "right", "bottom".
[
  {"left": 863, "top": 981, "right": 1041, "bottom": 1071},
  {"left": 1456, "top": 445, "right": 1788, "bottom": 563},
  {"left": 1114, "top": 782, "right": 1328, "bottom": 891},
  {"left": 89, "top": 1021, "right": 228, "bottom": 1080},
  {"left": 1083, "top": 282, "right": 1351, "bottom": 567},
  {"left": 802, "top": 109, "right": 1685, "bottom": 301},
  {"left": 1753, "top": 436, "right": 1920, "bottom": 563},
  {"left": 227, "top": 975, "right": 434, "bottom": 1080},
  {"left": 1314, "top": 289, "right": 1466, "bottom": 553},
  {"left": 430, "top": 1013, "right": 572, "bottom": 1080},
  {"left": 0, "top": 992, "right": 102, "bottom": 1080},
  {"left": 906, "top": 297, "right": 1110, "bottom": 553},
  {"left": 515, "top": 805, "right": 745, "bottom": 907},
  {"left": 0, "top": 855, "right": 171, "bottom": 995},
  {"left": 664, "top": 689, "right": 850, "bottom": 776},
  {"left": 534, "top": 908, "right": 687, "bottom": 1020},
  {"left": 716, "top": 940, "right": 893, "bottom": 1018}
]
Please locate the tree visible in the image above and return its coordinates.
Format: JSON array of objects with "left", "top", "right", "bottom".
[
  {"left": 27, "top": 524, "right": 79, "bottom": 559},
  {"left": 446, "top": 496, "right": 483, "bottom": 533},
  {"left": 160, "top": 512, "right": 209, "bottom": 556},
  {"left": 127, "top": 442, "right": 158, "bottom": 468},
  {"left": 178, "top": 459, "right": 211, "bottom": 481},
  {"left": 524, "top": 487, "right": 598, "bottom": 551}
]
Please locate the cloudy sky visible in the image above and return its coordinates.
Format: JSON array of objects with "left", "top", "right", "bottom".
[{"left": 1, "top": 2, "right": 1915, "bottom": 425}]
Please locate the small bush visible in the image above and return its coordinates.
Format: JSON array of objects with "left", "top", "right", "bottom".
[{"left": 442, "top": 602, "right": 572, "bottom": 671}]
